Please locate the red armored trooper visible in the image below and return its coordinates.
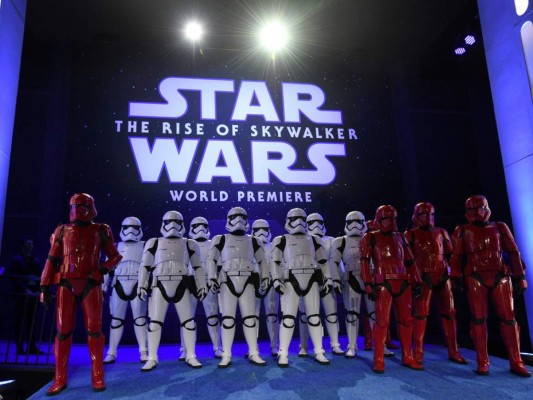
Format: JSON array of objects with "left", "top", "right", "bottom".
[
  {"left": 404, "top": 202, "right": 467, "bottom": 365},
  {"left": 360, "top": 205, "right": 423, "bottom": 373},
  {"left": 40, "top": 193, "right": 122, "bottom": 395},
  {"left": 450, "top": 195, "right": 530, "bottom": 377}
]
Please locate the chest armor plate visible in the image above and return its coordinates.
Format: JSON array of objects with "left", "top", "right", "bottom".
[
  {"left": 154, "top": 237, "right": 189, "bottom": 275},
  {"left": 61, "top": 224, "right": 102, "bottom": 273},
  {"left": 412, "top": 229, "right": 446, "bottom": 271},
  {"left": 284, "top": 234, "right": 316, "bottom": 269},
  {"left": 220, "top": 234, "right": 254, "bottom": 271},
  {"left": 115, "top": 241, "right": 144, "bottom": 275},
  {"left": 343, "top": 236, "right": 362, "bottom": 272}
]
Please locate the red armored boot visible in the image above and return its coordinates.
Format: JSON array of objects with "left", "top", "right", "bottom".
[
  {"left": 398, "top": 323, "right": 423, "bottom": 370},
  {"left": 88, "top": 334, "right": 107, "bottom": 391},
  {"left": 470, "top": 321, "right": 490, "bottom": 375},
  {"left": 441, "top": 316, "right": 467, "bottom": 364},
  {"left": 500, "top": 323, "right": 531, "bottom": 377},
  {"left": 412, "top": 316, "right": 426, "bottom": 364},
  {"left": 372, "top": 323, "right": 387, "bottom": 373},
  {"left": 46, "top": 335, "right": 72, "bottom": 396}
]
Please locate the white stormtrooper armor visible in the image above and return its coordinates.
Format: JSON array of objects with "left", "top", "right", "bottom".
[
  {"left": 103, "top": 217, "right": 148, "bottom": 364},
  {"left": 207, "top": 207, "right": 270, "bottom": 368},
  {"left": 252, "top": 219, "right": 280, "bottom": 357},
  {"left": 330, "top": 211, "right": 393, "bottom": 358},
  {"left": 137, "top": 211, "right": 207, "bottom": 371},
  {"left": 271, "top": 208, "right": 333, "bottom": 367},
  {"left": 298, "top": 213, "right": 344, "bottom": 356},
  {"left": 187, "top": 217, "right": 222, "bottom": 359}
]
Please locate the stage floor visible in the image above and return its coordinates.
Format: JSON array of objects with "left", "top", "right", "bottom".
[{"left": 22, "top": 335, "right": 533, "bottom": 400}]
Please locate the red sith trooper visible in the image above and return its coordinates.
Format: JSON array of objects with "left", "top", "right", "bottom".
[
  {"left": 404, "top": 202, "right": 466, "bottom": 365},
  {"left": 360, "top": 205, "right": 424, "bottom": 373},
  {"left": 40, "top": 193, "right": 122, "bottom": 395},
  {"left": 450, "top": 195, "right": 530, "bottom": 377}
]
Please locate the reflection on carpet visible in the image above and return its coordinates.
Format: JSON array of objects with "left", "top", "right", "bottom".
[{"left": 28, "top": 339, "right": 532, "bottom": 400}]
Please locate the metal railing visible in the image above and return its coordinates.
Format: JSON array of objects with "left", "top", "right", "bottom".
[{"left": 0, "top": 274, "right": 56, "bottom": 365}]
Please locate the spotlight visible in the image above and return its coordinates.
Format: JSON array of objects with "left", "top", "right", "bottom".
[
  {"left": 454, "top": 47, "right": 466, "bottom": 55},
  {"left": 464, "top": 35, "right": 476, "bottom": 45},
  {"left": 184, "top": 21, "right": 203, "bottom": 42},
  {"left": 259, "top": 21, "right": 289, "bottom": 52}
]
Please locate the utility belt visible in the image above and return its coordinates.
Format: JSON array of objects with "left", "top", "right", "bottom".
[
  {"left": 290, "top": 268, "right": 315, "bottom": 274},
  {"left": 226, "top": 271, "right": 252, "bottom": 276},
  {"left": 422, "top": 266, "right": 446, "bottom": 273},
  {"left": 373, "top": 273, "right": 408, "bottom": 284},
  {"left": 156, "top": 274, "right": 185, "bottom": 282},
  {"left": 116, "top": 275, "right": 139, "bottom": 281},
  {"left": 54, "top": 270, "right": 100, "bottom": 284}
]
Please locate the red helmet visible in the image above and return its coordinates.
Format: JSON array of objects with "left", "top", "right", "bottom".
[
  {"left": 412, "top": 202, "right": 435, "bottom": 228},
  {"left": 374, "top": 205, "right": 398, "bottom": 233},
  {"left": 69, "top": 193, "right": 97, "bottom": 223},
  {"left": 465, "top": 195, "right": 491, "bottom": 223}
]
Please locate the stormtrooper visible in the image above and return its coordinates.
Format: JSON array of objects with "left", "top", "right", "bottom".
[
  {"left": 251, "top": 219, "right": 280, "bottom": 357},
  {"left": 330, "top": 211, "right": 394, "bottom": 358},
  {"left": 137, "top": 211, "right": 207, "bottom": 371},
  {"left": 298, "top": 213, "right": 344, "bottom": 356},
  {"left": 450, "top": 195, "right": 530, "bottom": 377},
  {"left": 40, "top": 193, "right": 122, "bottom": 394},
  {"left": 103, "top": 217, "right": 148, "bottom": 364},
  {"left": 404, "top": 202, "right": 466, "bottom": 365},
  {"left": 207, "top": 207, "right": 270, "bottom": 368},
  {"left": 186, "top": 216, "right": 223, "bottom": 359},
  {"left": 271, "top": 208, "right": 332, "bottom": 367},
  {"left": 360, "top": 205, "right": 423, "bottom": 373}
]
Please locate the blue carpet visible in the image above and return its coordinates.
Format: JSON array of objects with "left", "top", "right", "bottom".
[{"left": 28, "top": 339, "right": 533, "bottom": 399}]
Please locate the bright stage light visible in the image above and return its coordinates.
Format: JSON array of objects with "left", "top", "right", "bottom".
[
  {"left": 184, "top": 21, "right": 203, "bottom": 42},
  {"left": 259, "top": 21, "right": 289, "bottom": 52},
  {"left": 454, "top": 47, "right": 466, "bottom": 55},
  {"left": 465, "top": 35, "right": 476, "bottom": 45}
]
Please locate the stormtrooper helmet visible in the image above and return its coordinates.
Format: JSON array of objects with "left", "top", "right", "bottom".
[
  {"left": 307, "top": 213, "right": 326, "bottom": 237},
  {"left": 120, "top": 216, "right": 143, "bottom": 242},
  {"left": 226, "top": 207, "right": 249, "bottom": 233},
  {"left": 161, "top": 211, "right": 185, "bottom": 238},
  {"left": 344, "top": 211, "right": 367, "bottom": 236},
  {"left": 252, "top": 219, "right": 271, "bottom": 243},
  {"left": 285, "top": 208, "right": 308, "bottom": 234},
  {"left": 189, "top": 216, "right": 210, "bottom": 240}
]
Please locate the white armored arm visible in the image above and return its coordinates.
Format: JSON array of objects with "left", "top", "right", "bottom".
[
  {"left": 187, "top": 239, "right": 207, "bottom": 299},
  {"left": 206, "top": 235, "right": 223, "bottom": 292},
  {"left": 138, "top": 238, "right": 157, "bottom": 300}
]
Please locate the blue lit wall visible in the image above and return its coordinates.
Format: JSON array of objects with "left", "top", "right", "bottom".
[
  {"left": 0, "top": 0, "right": 26, "bottom": 253},
  {"left": 478, "top": 0, "right": 533, "bottom": 344}
]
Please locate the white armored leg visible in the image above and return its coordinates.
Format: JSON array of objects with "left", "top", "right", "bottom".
[
  {"left": 240, "top": 286, "right": 266, "bottom": 366},
  {"left": 298, "top": 298, "right": 310, "bottom": 356},
  {"left": 142, "top": 322, "right": 162, "bottom": 372},
  {"left": 278, "top": 286, "right": 299, "bottom": 367},
  {"left": 322, "top": 292, "right": 343, "bottom": 354},
  {"left": 176, "top": 291, "right": 202, "bottom": 368},
  {"left": 218, "top": 284, "right": 238, "bottom": 368},
  {"left": 304, "top": 284, "right": 329, "bottom": 365},
  {"left": 265, "top": 290, "right": 280, "bottom": 355},
  {"left": 142, "top": 288, "right": 168, "bottom": 372},
  {"left": 203, "top": 291, "right": 222, "bottom": 357},
  {"left": 104, "top": 319, "right": 123, "bottom": 364},
  {"left": 343, "top": 285, "right": 361, "bottom": 357},
  {"left": 131, "top": 296, "right": 148, "bottom": 361},
  {"left": 105, "top": 289, "right": 128, "bottom": 363}
]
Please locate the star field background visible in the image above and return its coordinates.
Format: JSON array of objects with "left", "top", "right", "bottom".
[
  {"left": 63, "top": 39, "right": 402, "bottom": 239},
  {"left": 4, "top": 0, "right": 499, "bottom": 253}
]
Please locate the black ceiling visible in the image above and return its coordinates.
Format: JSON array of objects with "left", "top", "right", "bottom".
[{"left": 24, "top": 0, "right": 480, "bottom": 62}]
